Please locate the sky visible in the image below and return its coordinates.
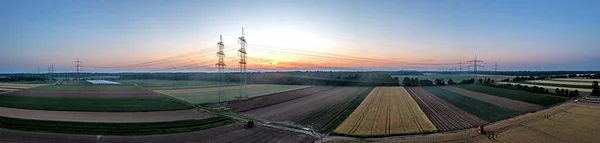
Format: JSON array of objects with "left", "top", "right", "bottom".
[{"left": 1, "top": 0, "right": 599, "bottom": 73}]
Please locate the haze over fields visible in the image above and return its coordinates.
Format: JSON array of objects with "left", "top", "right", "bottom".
[{"left": 1, "top": 0, "right": 599, "bottom": 72}]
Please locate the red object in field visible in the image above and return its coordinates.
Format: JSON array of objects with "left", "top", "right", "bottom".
[{"left": 477, "top": 125, "right": 482, "bottom": 134}]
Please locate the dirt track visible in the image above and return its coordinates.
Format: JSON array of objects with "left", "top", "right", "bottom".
[
  {"left": 440, "top": 86, "right": 544, "bottom": 112},
  {"left": 0, "top": 122, "right": 315, "bottom": 143},
  {"left": 4, "top": 90, "right": 163, "bottom": 98},
  {"left": 406, "top": 87, "right": 487, "bottom": 131},
  {"left": 0, "top": 107, "right": 215, "bottom": 123}
]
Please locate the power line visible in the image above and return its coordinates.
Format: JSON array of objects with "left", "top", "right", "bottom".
[
  {"left": 466, "top": 55, "right": 483, "bottom": 79},
  {"left": 237, "top": 27, "right": 248, "bottom": 100},
  {"left": 492, "top": 61, "right": 500, "bottom": 72}
]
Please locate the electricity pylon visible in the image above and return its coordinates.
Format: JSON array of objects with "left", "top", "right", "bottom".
[
  {"left": 216, "top": 35, "right": 226, "bottom": 107},
  {"left": 74, "top": 58, "right": 82, "bottom": 80},
  {"left": 492, "top": 62, "right": 500, "bottom": 72},
  {"left": 467, "top": 55, "right": 483, "bottom": 80},
  {"left": 237, "top": 27, "right": 248, "bottom": 100}
]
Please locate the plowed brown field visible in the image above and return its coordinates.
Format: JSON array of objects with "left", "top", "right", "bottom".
[
  {"left": 406, "top": 87, "right": 487, "bottom": 131},
  {"left": 224, "top": 86, "right": 335, "bottom": 112}
]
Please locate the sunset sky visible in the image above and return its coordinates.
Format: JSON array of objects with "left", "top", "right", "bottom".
[{"left": 1, "top": 0, "right": 599, "bottom": 73}]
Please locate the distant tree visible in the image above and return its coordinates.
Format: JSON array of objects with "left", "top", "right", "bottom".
[
  {"left": 555, "top": 88, "right": 560, "bottom": 95},
  {"left": 574, "top": 90, "right": 580, "bottom": 96},
  {"left": 478, "top": 79, "right": 484, "bottom": 84},
  {"left": 402, "top": 77, "right": 412, "bottom": 86},
  {"left": 592, "top": 81, "right": 600, "bottom": 96},
  {"left": 447, "top": 79, "right": 456, "bottom": 85},
  {"left": 560, "top": 89, "right": 565, "bottom": 95},
  {"left": 435, "top": 79, "right": 446, "bottom": 85},
  {"left": 491, "top": 80, "right": 495, "bottom": 83},
  {"left": 564, "top": 89, "right": 570, "bottom": 96}
]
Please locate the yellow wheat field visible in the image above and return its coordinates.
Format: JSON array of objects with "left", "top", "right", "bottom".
[
  {"left": 497, "top": 82, "right": 592, "bottom": 92},
  {"left": 529, "top": 80, "right": 592, "bottom": 86},
  {"left": 552, "top": 78, "right": 599, "bottom": 82},
  {"left": 334, "top": 86, "right": 437, "bottom": 136}
]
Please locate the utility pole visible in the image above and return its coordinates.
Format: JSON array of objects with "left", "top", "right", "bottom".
[
  {"left": 216, "top": 35, "right": 226, "bottom": 106},
  {"left": 237, "top": 27, "right": 248, "bottom": 100},
  {"left": 467, "top": 55, "right": 484, "bottom": 80},
  {"left": 48, "top": 64, "right": 54, "bottom": 79},
  {"left": 492, "top": 62, "right": 500, "bottom": 72},
  {"left": 74, "top": 58, "right": 82, "bottom": 80}
]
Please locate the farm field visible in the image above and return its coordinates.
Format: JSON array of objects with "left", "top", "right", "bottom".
[
  {"left": 405, "top": 87, "right": 487, "bottom": 131},
  {"left": 455, "top": 84, "right": 568, "bottom": 106},
  {"left": 0, "top": 115, "right": 236, "bottom": 135},
  {"left": 551, "top": 78, "right": 600, "bottom": 82},
  {"left": 530, "top": 79, "right": 593, "bottom": 86},
  {"left": 224, "top": 86, "right": 336, "bottom": 112},
  {"left": 439, "top": 86, "right": 543, "bottom": 112},
  {"left": 161, "top": 84, "right": 311, "bottom": 105},
  {"left": 521, "top": 80, "right": 592, "bottom": 89},
  {"left": 241, "top": 87, "right": 371, "bottom": 132},
  {"left": 0, "top": 84, "right": 193, "bottom": 112},
  {"left": 475, "top": 103, "right": 600, "bottom": 143},
  {"left": 334, "top": 87, "right": 437, "bottom": 136},
  {"left": 422, "top": 86, "right": 521, "bottom": 122},
  {"left": 121, "top": 80, "right": 236, "bottom": 90},
  {"left": 392, "top": 74, "right": 513, "bottom": 85},
  {"left": 0, "top": 121, "right": 315, "bottom": 143},
  {"left": 0, "top": 106, "right": 214, "bottom": 123},
  {"left": 0, "top": 83, "right": 47, "bottom": 92},
  {"left": 499, "top": 82, "right": 592, "bottom": 93}
]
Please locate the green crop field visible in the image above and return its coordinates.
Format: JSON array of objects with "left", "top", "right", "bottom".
[
  {"left": 422, "top": 86, "right": 521, "bottom": 122},
  {"left": 0, "top": 95, "right": 193, "bottom": 112},
  {"left": 392, "top": 74, "right": 513, "bottom": 85},
  {"left": 454, "top": 85, "right": 567, "bottom": 106},
  {"left": 0, "top": 116, "right": 235, "bottom": 135},
  {"left": 164, "top": 85, "right": 310, "bottom": 105},
  {"left": 121, "top": 80, "right": 236, "bottom": 90}
]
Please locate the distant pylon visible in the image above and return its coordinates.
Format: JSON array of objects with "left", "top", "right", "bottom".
[
  {"left": 216, "top": 35, "right": 226, "bottom": 106},
  {"left": 74, "top": 58, "right": 82, "bottom": 80},
  {"left": 48, "top": 64, "right": 54, "bottom": 79},
  {"left": 237, "top": 27, "right": 248, "bottom": 100},
  {"left": 492, "top": 62, "right": 500, "bottom": 72},
  {"left": 467, "top": 55, "right": 483, "bottom": 80},
  {"left": 459, "top": 61, "right": 463, "bottom": 72}
]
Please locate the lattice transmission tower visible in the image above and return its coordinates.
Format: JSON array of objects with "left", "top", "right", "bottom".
[
  {"left": 492, "top": 62, "right": 500, "bottom": 72},
  {"left": 236, "top": 27, "right": 248, "bottom": 100},
  {"left": 466, "top": 55, "right": 483, "bottom": 79},
  {"left": 216, "top": 35, "right": 226, "bottom": 106},
  {"left": 74, "top": 58, "right": 83, "bottom": 80}
]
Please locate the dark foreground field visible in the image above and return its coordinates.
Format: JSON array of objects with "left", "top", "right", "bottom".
[{"left": 0, "top": 121, "right": 315, "bottom": 143}]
